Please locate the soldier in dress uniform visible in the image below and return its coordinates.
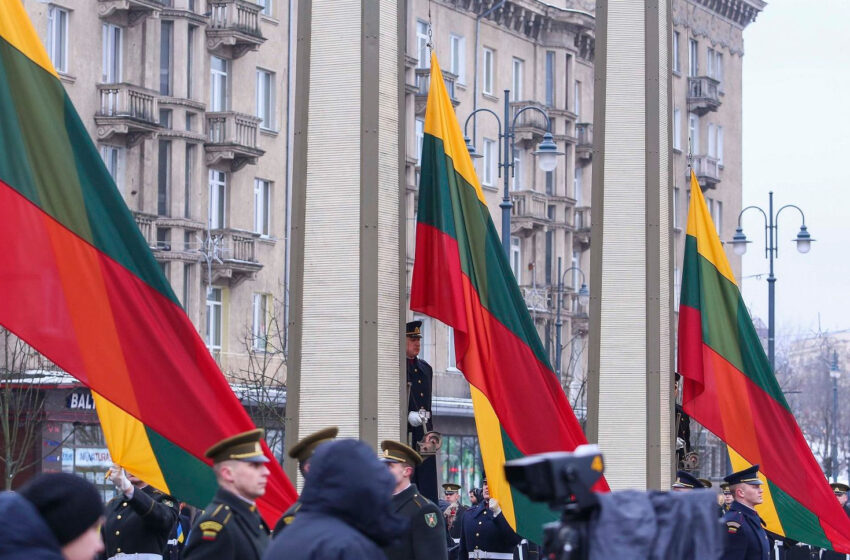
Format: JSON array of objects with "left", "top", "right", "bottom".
[
  {"left": 442, "top": 483, "right": 468, "bottom": 540},
  {"left": 457, "top": 478, "right": 522, "bottom": 559},
  {"left": 379, "top": 439, "right": 448, "bottom": 560},
  {"left": 406, "top": 320, "right": 439, "bottom": 504},
  {"left": 183, "top": 429, "right": 271, "bottom": 560},
  {"left": 820, "top": 483, "right": 850, "bottom": 560},
  {"left": 271, "top": 426, "right": 338, "bottom": 537},
  {"left": 101, "top": 466, "right": 179, "bottom": 560},
  {"left": 721, "top": 464, "right": 770, "bottom": 560},
  {"left": 671, "top": 470, "right": 706, "bottom": 492}
]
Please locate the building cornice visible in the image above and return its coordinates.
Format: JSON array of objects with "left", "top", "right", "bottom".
[{"left": 673, "top": 0, "right": 765, "bottom": 56}]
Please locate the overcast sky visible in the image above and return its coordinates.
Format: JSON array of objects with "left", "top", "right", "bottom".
[{"left": 740, "top": 0, "right": 850, "bottom": 337}]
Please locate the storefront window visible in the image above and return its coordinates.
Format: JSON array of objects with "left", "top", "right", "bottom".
[
  {"left": 441, "top": 434, "right": 483, "bottom": 506},
  {"left": 43, "top": 421, "right": 114, "bottom": 502}
]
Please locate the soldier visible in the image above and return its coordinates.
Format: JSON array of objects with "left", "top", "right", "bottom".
[
  {"left": 821, "top": 483, "right": 850, "bottom": 560},
  {"left": 406, "top": 320, "right": 439, "bottom": 503},
  {"left": 671, "top": 470, "right": 706, "bottom": 492},
  {"left": 720, "top": 482, "right": 734, "bottom": 511},
  {"left": 457, "top": 478, "right": 522, "bottom": 559},
  {"left": 380, "top": 439, "right": 448, "bottom": 560},
  {"left": 442, "top": 483, "right": 467, "bottom": 540},
  {"left": 101, "top": 465, "right": 179, "bottom": 559},
  {"left": 721, "top": 464, "right": 770, "bottom": 560},
  {"left": 183, "top": 429, "right": 271, "bottom": 560},
  {"left": 271, "top": 426, "right": 338, "bottom": 536}
]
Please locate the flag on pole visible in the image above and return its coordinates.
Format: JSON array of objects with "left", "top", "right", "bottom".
[
  {"left": 0, "top": 1, "right": 296, "bottom": 522},
  {"left": 678, "top": 169, "right": 850, "bottom": 551},
  {"left": 411, "top": 53, "right": 604, "bottom": 542}
]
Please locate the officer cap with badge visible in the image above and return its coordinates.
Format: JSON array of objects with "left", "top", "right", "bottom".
[
  {"left": 205, "top": 428, "right": 270, "bottom": 464},
  {"left": 698, "top": 478, "right": 713, "bottom": 489},
  {"left": 442, "top": 483, "right": 461, "bottom": 495},
  {"left": 672, "top": 470, "right": 705, "bottom": 489},
  {"left": 831, "top": 482, "right": 850, "bottom": 496},
  {"left": 380, "top": 439, "right": 423, "bottom": 466},
  {"left": 720, "top": 482, "right": 732, "bottom": 495},
  {"left": 406, "top": 321, "right": 423, "bottom": 339},
  {"left": 723, "top": 464, "right": 763, "bottom": 487},
  {"left": 288, "top": 427, "right": 339, "bottom": 464}
]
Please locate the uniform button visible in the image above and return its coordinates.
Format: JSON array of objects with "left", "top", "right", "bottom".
[
  {"left": 225, "top": 506, "right": 230, "bottom": 510},
  {"left": 259, "top": 524, "right": 263, "bottom": 529},
  {"left": 420, "top": 393, "right": 424, "bottom": 396},
  {"left": 122, "top": 502, "right": 127, "bottom": 507},
  {"left": 478, "top": 521, "right": 482, "bottom": 525},
  {"left": 418, "top": 380, "right": 422, "bottom": 384},
  {"left": 476, "top": 532, "right": 480, "bottom": 537},
  {"left": 117, "top": 515, "right": 122, "bottom": 520},
  {"left": 115, "top": 530, "right": 120, "bottom": 536},
  {"left": 116, "top": 549, "right": 121, "bottom": 553}
]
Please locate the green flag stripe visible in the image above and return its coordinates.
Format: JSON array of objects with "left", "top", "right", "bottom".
[
  {"left": 0, "top": 37, "right": 177, "bottom": 305},
  {"left": 147, "top": 427, "right": 218, "bottom": 506},
  {"left": 681, "top": 235, "right": 788, "bottom": 407},
  {"left": 500, "top": 428, "right": 555, "bottom": 543},
  {"left": 418, "top": 133, "right": 551, "bottom": 369},
  {"left": 768, "top": 480, "right": 830, "bottom": 548}
]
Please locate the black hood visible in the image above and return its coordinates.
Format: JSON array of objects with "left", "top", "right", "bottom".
[{"left": 299, "top": 439, "right": 408, "bottom": 546}]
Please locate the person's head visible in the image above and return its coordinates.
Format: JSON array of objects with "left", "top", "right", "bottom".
[
  {"left": 287, "top": 427, "right": 339, "bottom": 478},
  {"left": 720, "top": 482, "right": 733, "bottom": 506},
  {"left": 671, "top": 470, "right": 705, "bottom": 493},
  {"left": 443, "top": 483, "right": 461, "bottom": 504},
  {"left": 19, "top": 472, "right": 105, "bottom": 560},
  {"left": 406, "top": 321, "right": 423, "bottom": 358},
  {"left": 380, "top": 440, "right": 423, "bottom": 493},
  {"left": 482, "top": 479, "right": 490, "bottom": 500},
  {"left": 724, "top": 465, "right": 763, "bottom": 509},
  {"left": 205, "top": 428, "right": 271, "bottom": 502},
  {"left": 831, "top": 483, "right": 850, "bottom": 506}
]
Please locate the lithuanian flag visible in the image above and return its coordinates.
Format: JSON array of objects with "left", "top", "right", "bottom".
[
  {"left": 678, "top": 170, "right": 850, "bottom": 551},
  {"left": 0, "top": 1, "right": 295, "bottom": 521},
  {"left": 411, "top": 54, "right": 603, "bottom": 542}
]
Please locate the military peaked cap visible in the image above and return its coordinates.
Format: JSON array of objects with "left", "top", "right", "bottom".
[
  {"left": 698, "top": 478, "right": 713, "bottom": 489},
  {"left": 831, "top": 482, "right": 850, "bottom": 495},
  {"left": 723, "top": 464, "right": 763, "bottom": 486},
  {"left": 380, "top": 440, "right": 423, "bottom": 466},
  {"left": 205, "top": 428, "right": 269, "bottom": 463},
  {"left": 406, "top": 320, "right": 423, "bottom": 339},
  {"left": 672, "top": 470, "right": 705, "bottom": 489},
  {"left": 442, "top": 483, "right": 461, "bottom": 494},
  {"left": 287, "top": 426, "right": 338, "bottom": 463}
]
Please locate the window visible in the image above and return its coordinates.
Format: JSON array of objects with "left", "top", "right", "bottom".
[
  {"left": 708, "top": 123, "right": 716, "bottom": 158},
  {"left": 100, "top": 145, "right": 123, "bottom": 192},
  {"left": 187, "top": 25, "right": 196, "bottom": 98},
  {"left": 707, "top": 47, "right": 715, "bottom": 80},
  {"left": 415, "top": 118, "right": 425, "bottom": 164},
  {"left": 688, "top": 113, "right": 699, "bottom": 153},
  {"left": 511, "top": 151, "right": 521, "bottom": 191},
  {"left": 101, "top": 24, "right": 122, "bottom": 83},
  {"left": 210, "top": 56, "right": 228, "bottom": 111},
  {"left": 208, "top": 170, "right": 226, "bottom": 229},
  {"left": 545, "top": 169, "right": 555, "bottom": 195},
  {"left": 717, "top": 126, "right": 724, "bottom": 165},
  {"left": 512, "top": 58, "right": 523, "bottom": 100},
  {"left": 416, "top": 21, "right": 429, "bottom": 68},
  {"left": 673, "top": 186, "right": 680, "bottom": 229},
  {"left": 157, "top": 140, "right": 171, "bottom": 216},
  {"left": 252, "top": 293, "right": 270, "bottom": 351},
  {"left": 574, "top": 81, "right": 581, "bottom": 116},
  {"left": 186, "top": 112, "right": 195, "bottom": 132},
  {"left": 673, "top": 107, "right": 682, "bottom": 151},
  {"left": 254, "top": 178, "right": 271, "bottom": 236},
  {"left": 447, "top": 326, "right": 458, "bottom": 371},
  {"left": 674, "top": 267, "right": 681, "bottom": 311},
  {"left": 710, "top": 199, "right": 723, "bottom": 235},
  {"left": 256, "top": 0, "right": 271, "bottom": 16},
  {"left": 256, "top": 69, "right": 275, "bottom": 129},
  {"left": 688, "top": 39, "right": 698, "bottom": 77},
  {"left": 672, "top": 30, "right": 680, "bottom": 73},
  {"left": 545, "top": 51, "right": 556, "bottom": 107},
  {"left": 482, "top": 138, "right": 496, "bottom": 186},
  {"left": 482, "top": 48, "right": 494, "bottom": 95},
  {"left": 205, "top": 287, "right": 222, "bottom": 353},
  {"left": 160, "top": 21, "right": 173, "bottom": 95},
  {"left": 510, "top": 237, "right": 521, "bottom": 280},
  {"left": 715, "top": 53, "right": 724, "bottom": 88},
  {"left": 450, "top": 34, "right": 465, "bottom": 83},
  {"left": 47, "top": 6, "right": 68, "bottom": 73},
  {"left": 159, "top": 108, "right": 172, "bottom": 128},
  {"left": 545, "top": 230, "right": 553, "bottom": 283},
  {"left": 184, "top": 144, "right": 195, "bottom": 218},
  {"left": 413, "top": 314, "right": 432, "bottom": 364},
  {"left": 574, "top": 166, "right": 582, "bottom": 199},
  {"left": 182, "top": 263, "right": 192, "bottom": 314}
]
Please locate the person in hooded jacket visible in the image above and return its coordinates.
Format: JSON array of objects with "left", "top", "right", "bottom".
[
  {"left": 263, "top": 438, "right": 408, "bottom": 560},
  {"left": 0, "top": 472, "right": 105, "bottom": 560}
]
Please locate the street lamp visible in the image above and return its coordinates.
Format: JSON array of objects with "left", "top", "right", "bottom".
[
  {"left": 554, "top": 256, "right": 590, "bottom": 377},
  {"left": 463, "top": 89, "right": 564, "bottom": 257},
  {"left": 830, "top": 350, "right": 840, "bottom": 482},
  {"left": 728, "top": 191, "right": 814, "bottom": 372}
]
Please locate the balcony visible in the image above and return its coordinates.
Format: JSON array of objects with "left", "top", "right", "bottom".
[
  {"left": 510, "top": 100, "right": 551, "bottom": 141},
  {"left": 95, "top": 83, "right": 160, "bottom": 146},
  {"left": 414, "top": 68, "right": 459, "bottom": 115},
  {"left": 205, "top": 112, "right": 265, "bottom": 171},
  {"left": 576, "top": 123, "right": 593, "bottom": 161},
  {"left": 132, "top": 211, "right": 157, "bottom": 247},
  {"left": 690, "top": 155, "right": 721, "bottom": 188},
  {"left": 574, "top": 206, "right": 591, "bottom": 248},
  {"left": 520, "top": 285, "right": 551, "bottom": 314},
  {"left": 206, "top": 0, "right": 265, "bottom": 59},
  {"left": 510, "top": 189, "right": 550, "bottom": 235},
  {"left": 97, "top": 0, "right": 164, "bottom": 26},
  {"left": 209, "top": 228, "right": 263, "bottom": 285},
  {"left": 687, "top": 76, "right": 721, "bottom": 115}
]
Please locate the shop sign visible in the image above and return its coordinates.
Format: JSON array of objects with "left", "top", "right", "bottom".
[
  {"left": 74, "top": 448, "right": 111, "bottom": 468},
  {"left": 66, "top": 390, "right": 96, "bottom": 411}
]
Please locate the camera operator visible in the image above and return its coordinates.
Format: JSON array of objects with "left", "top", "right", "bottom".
[{"left": 457, "top": 478, "right": 522, "bottom": 559}]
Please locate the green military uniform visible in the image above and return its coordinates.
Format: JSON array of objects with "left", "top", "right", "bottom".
[
  {"left": 271, "top": 426, "right": 338, "bottom": 537},
  {"left": 102, "top": 484, "right": 179, "bottom": 558},
  {"left": 380, "top": 440, "right": 448, "bottom": 560},
  {"left": 183, "top": 429, "right": 271, "bottom": 560}
]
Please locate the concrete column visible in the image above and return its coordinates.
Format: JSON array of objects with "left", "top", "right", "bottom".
[
  {"left": 586, "top": 0, "right": 675, "bottom": 490},
  {"left": 285, "top": 0, "right": 406, "bottom": 484}
]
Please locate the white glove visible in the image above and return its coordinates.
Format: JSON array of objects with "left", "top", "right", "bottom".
[
  {"left": 408, "top": 411, "right": 423, "bottom": 427},
  {"left": 488, "top": 497, "right": 502, "bottom": 517},
  {"left": 109, "top": 465, "right": 133, "bottom": 496}
]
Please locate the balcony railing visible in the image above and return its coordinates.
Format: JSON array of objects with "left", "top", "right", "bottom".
[
  {"left": 510, "top": 100, "right": 550, "bottom": 135},
  {"left": 97, "top": 83, "right": 158, "bottom": 123},
  {"left": 206, "top": 0, "right": 265, "bottom": 58},
  {"left": 414, "top": 68, "right": 458, "bottom": 112},
  {"left": 576, "top": 123, "right": 593, "bottom": 160},
  {"left": 691, "top": 155, "right": 721, "bottom": 187},
  {"left": 205, "top": 112, "right": 264, "bottom": 170},
  {"left": 520, "top": 286, "right": 551, "bottom": 313},
  {"left": 687, "top": 76, "right": 721, "bottom": 115},
  {"left": 574, "top": 207, "right": 591, "bottom": 232},
  {"left": 132, "top": 211, "right": 157, "bottom": 246},
  {"left": 511, "top": 190, "right": 548, "bottom": 221},
  {"left": 97, "top": 0, "right": 164, "bottom": 26}
]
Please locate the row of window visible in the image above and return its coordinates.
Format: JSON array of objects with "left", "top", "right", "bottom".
[
  {"left": 205, "top": 288, "right": 272, "bottom": 353},
  {"left": 46, "top": 7, "right": 277, "bottom": 129},
  {"left": 416, "top": 22, "right": 583, "bottom": 114},
  {"left": 672, "top": 188, "right": 723, "bottom": 234},
  {"left": 672, "top": 109, "right": 725, "bottom": 162},
  {"left": 672, "top": 31, "right": 725, "bottom": 83}
]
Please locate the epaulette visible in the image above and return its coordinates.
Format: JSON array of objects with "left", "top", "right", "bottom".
[
  {"left": 725, "top": 511, "right": 745, "bottom": 534},
  {"left": 156, "top": 492, "right": 178, "bottom": 509},
  {"left": 199, "top": 504, "right": 233, "bottom": 541}
]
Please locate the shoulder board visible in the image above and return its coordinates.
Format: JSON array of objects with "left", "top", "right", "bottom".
[
  {"left": 207, "top": 504, "right": 234, "bottom": 526},
  {"left": 726, "top": 520, "right": 741, "bottom": 534},
  {"left": 199, "top": 520, "right": 224, "bottom": 541}
]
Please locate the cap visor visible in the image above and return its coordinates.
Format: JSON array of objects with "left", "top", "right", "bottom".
[{"left": 240, "top": 455, "right": 270, "bottom": 463}]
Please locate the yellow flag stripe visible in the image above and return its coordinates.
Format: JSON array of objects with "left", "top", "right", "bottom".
[
  {"left": 470, "top": 386, "right": 516, "bottom": 527},
  {"left": 728, "top": 446, "right": 785, "bottom": 536},
  {"left": 423, "top": 53, "right": 487, "bottom": 206},
  {"left": 93, "top": 392, "right": 171, "bottom": 495},
  {"left": 686, "top": 171, "right": 737, "bottom": 286},
  {"left": 0, "top": 1, "right": 59, "bottom": 78}
]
